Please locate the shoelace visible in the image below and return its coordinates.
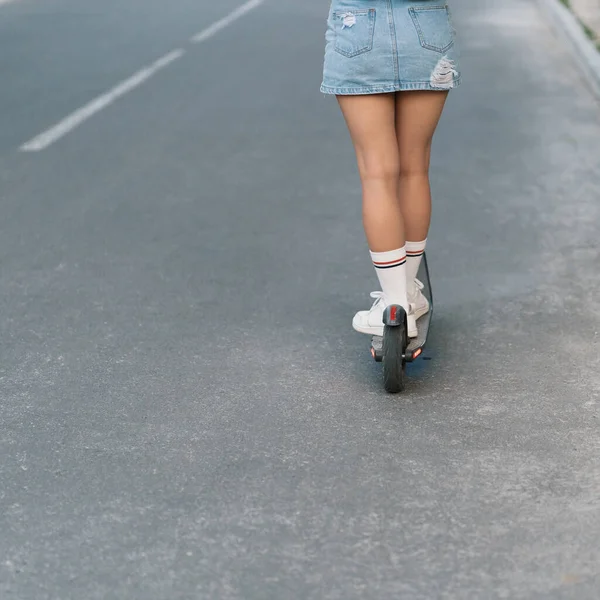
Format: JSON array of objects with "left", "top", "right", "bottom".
[
  {"left": 408, "top": 279, "right": 425, "bottom": 313},
  {"left": 368, "top": 279, "right": 424, "bottom": 314},
  {"left": 413, "top": 278, "right": 425, "bottom": 293},
  {"left": 368, "top": 291, "right": 386, "bottom": 311}
]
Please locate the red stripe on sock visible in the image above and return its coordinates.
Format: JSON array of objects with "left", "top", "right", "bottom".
[{"left": 373, "top": 256, "right": 407, "bottom": 266}]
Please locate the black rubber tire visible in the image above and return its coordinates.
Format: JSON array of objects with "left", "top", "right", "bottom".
[{"left": 382, "top": 324, "right": 406, "bottom": 393}]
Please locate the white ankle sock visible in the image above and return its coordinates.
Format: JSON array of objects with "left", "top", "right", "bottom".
[
  {"left": 406, "top": 239, "right": 427, "bottom": 296},
  {"left": 370, "top": 247, "right": 408, "bottom": 309}
]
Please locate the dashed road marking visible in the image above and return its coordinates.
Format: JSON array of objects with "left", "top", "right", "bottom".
[
  {"left": 191, "top": 0, "right": 264, "bottom": 44},
  {"left": 20, "top": 50, "right": 185, "bottom": 152},
  {"left": 19, "top": 0, "right": 266, "bottom": 152}
]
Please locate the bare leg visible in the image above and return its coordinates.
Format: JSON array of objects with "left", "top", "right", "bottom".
[
  {"left": 337, "top": 94, "right": 402, "bottom": 253},
  {"left": 395, "top": 91, "right": 448, "bottom": 242},
  {"left": 337, "top": 94, "right": 410, "bottom": 336}
]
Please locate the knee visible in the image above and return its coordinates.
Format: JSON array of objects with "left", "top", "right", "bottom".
[
  {"left": 357, "top": 155, "right": 400, "bottom": 184},
  {"left": 398, "top": 145, "right": 432, "bottom": 178},
  {"left": 398, "top": 164, "right": 429, "bottom": 179}
]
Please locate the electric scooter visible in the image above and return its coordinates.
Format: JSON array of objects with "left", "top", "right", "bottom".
[{"left": 369, "top": 252, "right": 433, "bottom": 393}]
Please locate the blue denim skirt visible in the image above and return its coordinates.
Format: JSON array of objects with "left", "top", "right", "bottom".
[{"left": 321, "top": 0, "right": 461, "bottom": 94}]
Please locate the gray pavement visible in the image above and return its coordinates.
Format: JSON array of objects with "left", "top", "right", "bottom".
[{"left": 1, "top": 0, "right": 600, "bottom": 598}]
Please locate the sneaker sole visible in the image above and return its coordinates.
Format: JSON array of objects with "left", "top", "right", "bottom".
[
  {"left": 354, "top": 306, "right": 429, "bottom": 338},
  {"left": 352, "top": 322, "right": 384, "bottom": 336}
]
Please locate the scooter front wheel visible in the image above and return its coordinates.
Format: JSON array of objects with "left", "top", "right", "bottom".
[{"left": 382, "top": 305, "right": 407, "bottom": 394}]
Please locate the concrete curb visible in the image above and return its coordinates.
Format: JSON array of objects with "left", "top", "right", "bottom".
[{"left": 539, "top": 0, "right": 600, "bottom": 99}]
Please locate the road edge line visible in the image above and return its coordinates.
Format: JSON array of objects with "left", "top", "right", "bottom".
[{"left": 538, "top": 0, "right": 600, "bottom": 100}]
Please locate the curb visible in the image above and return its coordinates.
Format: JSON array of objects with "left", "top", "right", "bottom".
[{"left": 539, "top": 0, "right": 600, "bottom": 99}]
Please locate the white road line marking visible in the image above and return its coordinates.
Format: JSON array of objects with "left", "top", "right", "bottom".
[
  {"left": 20, "top": 49, "right": 185, "bottom": 152},
  {"left": 19, "top": 1, "right": 266, "bottom": 152},
  {"left": 0, "top": 0, "right": 20, "bottom": 6},
  {"left": 191, "top": 0, "right": 264, "bottom": 43}
]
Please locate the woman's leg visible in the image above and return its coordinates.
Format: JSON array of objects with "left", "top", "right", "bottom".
[
  {"left": 338, "top": 93, "right": 402, "bottom": 252},
  {"left": 395, "top": 91, "right": 448, "bottom": 292},
  {"left": 337, "top": 93, "right": 408, "bottom": 335}
]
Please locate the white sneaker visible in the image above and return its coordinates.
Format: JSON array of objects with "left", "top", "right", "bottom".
[
  {"left": 352, "top": 291, "right": 386, "bottom": 336},
  {"left": 407, "top": 279, "right": 430, "bottom": 338}
]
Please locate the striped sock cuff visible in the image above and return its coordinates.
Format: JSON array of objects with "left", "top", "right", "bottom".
[
  {"left": 370, "top": 247, "right": 407, "bottom": 270},
  {"left": 406, "top": 249, "right": 424, "bottom": 258},
  {"left": 406, "top": 239, "right": 427, "bottom": 259}
]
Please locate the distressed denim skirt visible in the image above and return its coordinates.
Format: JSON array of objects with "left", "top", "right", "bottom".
[{"left": 321, "top": 0, "right": 461, "bottom": 94}]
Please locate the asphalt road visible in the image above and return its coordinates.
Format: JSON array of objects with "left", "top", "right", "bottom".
[{"left": 1, "top": 0, "right": 600, "bottom": 598}]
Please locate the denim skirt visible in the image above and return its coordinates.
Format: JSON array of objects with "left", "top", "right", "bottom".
[{"left": 321, "top": 0, "right": 461, "bottom": 94}]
